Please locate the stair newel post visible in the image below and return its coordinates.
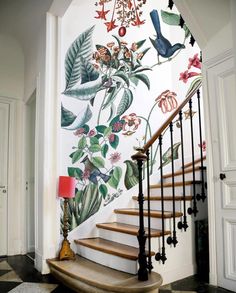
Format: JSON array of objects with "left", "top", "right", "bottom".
[
  {"left": 146, "top": 149, "right": 153, "bottom": 273},
  {"left": 131, "top": 149, "right": 148, "bottom": 281},
  {"left": 187, "top": 98, "right": 198, "bottom": 217},
  {"left": 167, "top": 122, "right": 178, "bottom": 247},
  {"left": 197, "top": 89, "right": 206, "bottom": 202},
  {"left": 155, "top": 135, "right": 167, "bottom": 264},
  {"left": 177, "top": 110, "right": 188, "bottom": 231}
]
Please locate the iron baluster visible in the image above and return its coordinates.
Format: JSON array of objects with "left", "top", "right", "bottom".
[
  {"left": 155, "top": 135, "right": 167, "bottom": 264},
  {"left": 187, "top": 98, "right": 198, "bottom": 216},
  {"left": 197, "top": 89, "right": 206, "bottom": 202},
  {"left": 131, "top": 150, "right": 148, "bottom": 281},
  {"left": 146, "top": 149, "right": 153, "bottom": 273},
  {"left": 167, "top": 122, "right": 178, "bottom": 247},
  {"left": 177, "top": 111, "right": 188, "bottom": 231}
]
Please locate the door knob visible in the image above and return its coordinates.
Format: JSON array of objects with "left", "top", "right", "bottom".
[{"left": 219, "top": 173, "right": 226, "bottom": 180}]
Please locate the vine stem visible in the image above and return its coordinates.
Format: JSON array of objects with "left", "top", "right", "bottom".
[{"left": 97, "top": 89, "right": 108, "bottom": 125}]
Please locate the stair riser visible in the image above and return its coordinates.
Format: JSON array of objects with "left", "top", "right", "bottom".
[
  {"left": 116, "top": 213, "right": 172, "bottom": 230},
  {"left": 163, "top": 171, "right": 202, "bottom": 184},
  {"left": 77, "top": 245, "right": 138, "bottom": 274},
  {"left": 134, "top": 200, "right": 182, "bottom": 211},
  {"left": 150, "top": 185, "right": 192, "bottom": 196},
  {"left": 99, "top": 229, "right": 140, "bottom": 248}
]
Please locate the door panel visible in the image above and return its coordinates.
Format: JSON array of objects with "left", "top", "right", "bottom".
[
  {"left": 0, "top": 102, "right": 9, "bottom": 256},
  {"left": 207, "top": 55, "right": 236, "bottom": 291}
]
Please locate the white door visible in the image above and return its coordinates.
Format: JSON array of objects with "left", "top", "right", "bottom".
[
  {"left": 207, "top": 54, "right": 236, "bottom": 291},
  {"left": 0, "top": 102, "right": 9, "bottom": 256}
]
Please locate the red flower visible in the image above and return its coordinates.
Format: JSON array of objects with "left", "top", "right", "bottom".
[
  {"left": 122, "top": 113, "right": 141, "bottom": 135},
  {"left": 188, "top": 53, "right": 201, "bottom": 69},
  {"left": 131, "top": 14, "right": 145, "bottom": 26},
  {"left": 128, "top": 0, "right": 132, "bottom": 10},
  {"left": 73, "top": 128, "right": 85, "bottom": 136},
  {"left": 179, "top": 70, "right": 200, "bottom": 83},
  {"left": 88, "top": 129, "right": 96, "bottom": 137},
  {"left": 108, "top": 133, "right": 115, "bottom": 143},
  {"left": 104, "top": 19, "right": 118, "bottom": 32},
  {"left": 156, "top": 90, "right": 178, "bottom": 114},
  {"left": 198, "top": 140, "right": 206, "bottom": 152}
]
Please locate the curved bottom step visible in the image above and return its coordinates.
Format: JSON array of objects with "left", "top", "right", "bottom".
[{"left": 47, "top": 255, "right": 162, "bottom": 293}]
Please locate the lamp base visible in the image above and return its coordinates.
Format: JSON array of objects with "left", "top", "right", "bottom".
[{"left": 59, "top": 239, "right": 76, "bottom": 261}]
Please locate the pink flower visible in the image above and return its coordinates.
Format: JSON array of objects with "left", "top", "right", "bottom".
[
  {"left": 108, "top": 133, "right": 115, "bottom": 143},
  {"left": 109, "top": 152, "right": 121, "bottom": 164},
  {"left": 198, "top": 140, "right": 206, "bottom": 152},
  {"left": 179, "top": 70, "right": 200, "bottom": 83},
  {"left": 188, "top": 53, "right": 201, "bottom": 69},
  {"left": 88, "top": 129, "right": 96, "bottom": 137},
  {"left": 156, "top": 90, "right": 178, "bottom": 114},
  {"left": 112, "top": 121, "right": 123, "bottom": 132},
  {"left": 122, "top": 113, "right": 141, "bottom": 135},
  {"left": 74, "top": 128, "right": 85, "bottom": 136}
]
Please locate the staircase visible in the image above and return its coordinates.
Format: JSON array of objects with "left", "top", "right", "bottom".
[{"left": 48, "top": 81, "right": 207, "bottom": 292}]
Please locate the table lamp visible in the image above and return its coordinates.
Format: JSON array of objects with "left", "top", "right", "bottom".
[{"left": 58, "top": 175, "right": 76, "bottom": 261}]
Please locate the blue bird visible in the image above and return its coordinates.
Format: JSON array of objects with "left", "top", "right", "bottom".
[
  {"left": 149, "top": 9, "right": 185, "bottom": 61},
  {"left": 81, "top": 155, "right": 110, "bottom": 184}
]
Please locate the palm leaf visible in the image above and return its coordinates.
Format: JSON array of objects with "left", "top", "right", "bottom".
[{"left": 64, "top": 26, "right": 95, "bottom": 91}]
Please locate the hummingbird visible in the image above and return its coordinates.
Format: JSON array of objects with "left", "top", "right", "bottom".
[
  {"left": 81, "top": 155, "right": 110, "bottom": 184},
  {"left": 149, "top": 9, "right": 185, "bottom": 61}
]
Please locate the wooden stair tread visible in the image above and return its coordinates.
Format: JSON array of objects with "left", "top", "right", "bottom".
[
  {"left": 75, "top": 238, "right": 155, "bottom": 260},
  {"left": 150, "top": 180, "right": 201, "bottom": 189},
  {"left": 96, "top": 222, "right": 170, "bottom": 237},
  {"left": 163, "top": 166, "right": 206, "bottom": 179},
  {"left": 114, "top": 208, "right": 183, "bottom": 218},
  {"left": 183, "top": 155, "right": 206, "bottom": 169},
  {"left": 132, "top": 195, "right": 193, "bottom": 201},
  {"left": 47, "top": 255, "right": 162, "bottom": 292}
]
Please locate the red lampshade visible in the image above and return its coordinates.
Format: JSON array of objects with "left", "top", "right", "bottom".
[{"left": 58, "top": 176, "right": 76, "bottom": 198}]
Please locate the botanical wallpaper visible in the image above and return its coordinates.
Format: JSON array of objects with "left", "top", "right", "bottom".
[{"left": 60, "top": 0, "right": 202, "bottom": 231}]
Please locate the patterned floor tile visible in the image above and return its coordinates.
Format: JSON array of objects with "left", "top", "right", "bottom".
[
  {"left": 8, "top": 282, "right": 58, "bottom": 293},
  {"left": 0, "top": 260, "right": 13, "bottom": 270},
  {"left": 0, "top": 282, "right": 22, "bottom": 293},
  {"left": 0, "top": 270, "right": 23, "bottom": 282}
]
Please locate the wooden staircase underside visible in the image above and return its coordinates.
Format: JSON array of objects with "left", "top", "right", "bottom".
[{"left": 47, "top": 255, "right": 162, "bottom": 293}]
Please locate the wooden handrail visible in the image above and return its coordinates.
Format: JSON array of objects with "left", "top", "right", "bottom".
[{"left": 143, "top": 80, "right": 202, "bottom": 152}]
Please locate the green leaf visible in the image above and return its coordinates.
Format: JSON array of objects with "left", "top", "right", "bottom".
[
  {"left": 101, "top": 144, "right": 109, "bottom": 158},
  {"left": 108, "top": 166, "right": 122, "bottom": 189},
  {"left": 65, "top": 26, "right": 95, "bottom": 91},
  {"left": 161, "top": 10, "right": 180, "bottom": 26},
  {"left": 104, "top": 126, "right": 112, "bottom": 137},
  {"left": 124, "top": 160, "right": 139, "bottom": 190},
  {"left": 89, "top": 144, "right": 101, "bottom": 153},
  {"left": 102, "top": 86, "right": 120, "bottom": 110},
  {"left": 91, "top": 156, "right": 105, "bottom": 168},
  {"left": 138, "top": 47, "right": 151, "bottom": 59},
  {"left": 107, "top": 103, "right": 116, "bottom": 122},
  {"left": 62, "top": 105, "right": 92, "bottom": 130},
  {"left": 112, "top": 71, "right": 130, "bottom": 87},
  {"left": 110, "top": 134, "right": 119, "bottom": 149},
  {"left": 72, "top": 150, "right": 84, "bottom": 164},
  {"left": 96, "top": 125, "right": 107, "bottom": 133},
  {"left": 90, "top": 137, "right": 99, "bottom": 145},
  {"left": 162, "top": 142, "right": 181, "bottom": 167},
  {"left": 133, "top": 66, "right": 152, "bottom": 74},
  {"left": 68, "top": 167, "right": 83, "bottom": 179},
  {"left": 80, "top": 57, "right": 99, "bottom": 84},
  {"left": 63, "top": 76, "right": 102, "bottom": 101},
  {"left": 112, "top": 35, "right": 122, "bottom": 48},
  {"left": 135, "top": 39, "right": 146, "bottom": 49},
  {"left": 61, "top": 104, "right": 76, "bottom": 127},
  {"left": 116, "top": 88, "right": 133, "bottom": 116},
  {"left": 186, "top": 76, "right": 202, "bottom": 97},
  {"left": 132, "top": 73, "right": 150, "bottom": 90},
  {"left": 99, "top": 184, "right": 108, "bottom": 199},
  {"left": 78, "top": 136, "right": 87, "bottom": 149},
  {"left": 183, "top": 24, "right": 191, "bottom": 38},
  {"left": 77, "top": 183, "right": 102, "bottom": 224}
]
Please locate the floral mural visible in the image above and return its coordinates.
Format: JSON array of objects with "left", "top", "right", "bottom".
[{"left": 60, "top": 0, "right": 202, "bottom": 230}]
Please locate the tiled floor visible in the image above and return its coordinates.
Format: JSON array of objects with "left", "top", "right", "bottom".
[{"left": 0, "top": 255, "right": 235, "bottom": 293}]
